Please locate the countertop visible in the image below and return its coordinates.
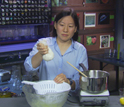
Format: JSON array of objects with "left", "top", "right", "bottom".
[{"left": 0, "top": 96, "right": 122, "bottom": 107}]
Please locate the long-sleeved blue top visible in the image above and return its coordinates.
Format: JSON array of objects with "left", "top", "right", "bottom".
[{"left": 24, "top": 37, "right": 88, "bottom": 91}]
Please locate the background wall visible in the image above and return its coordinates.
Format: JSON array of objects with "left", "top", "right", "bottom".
[{"left": 115, "top": 0, "right": 124, "bottom": 70}]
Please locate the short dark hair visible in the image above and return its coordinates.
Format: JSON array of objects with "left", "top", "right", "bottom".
[{"left": 52, "top": 8, "right": 79, "bottom": 41}]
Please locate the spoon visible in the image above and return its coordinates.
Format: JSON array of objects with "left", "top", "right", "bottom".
[{"left": 67, "top": 61, "right": 87, "bottom": 77}]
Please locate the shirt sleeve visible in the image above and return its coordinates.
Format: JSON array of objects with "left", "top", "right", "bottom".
[
  {"left": 24, "top": 40, "right": 40, "bottom": 72},
  {"left": 24, "top": 55, "right": 39, "bottom": 72}
]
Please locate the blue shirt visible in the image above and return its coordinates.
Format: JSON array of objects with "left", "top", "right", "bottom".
[{"left": 24, "top": 37, "right": 88, "bottom": 91}]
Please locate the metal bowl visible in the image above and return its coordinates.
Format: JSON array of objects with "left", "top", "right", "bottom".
[{"left": 80, "top": 70, "right": 109, "bottom": 94}]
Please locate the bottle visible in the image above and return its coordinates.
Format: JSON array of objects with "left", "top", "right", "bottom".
[
  {"left": 120, "top": 49, "right": 124, "bottom": 61},
  {"left": 13, "top": 26, "right": 20, "bottom": 40}
]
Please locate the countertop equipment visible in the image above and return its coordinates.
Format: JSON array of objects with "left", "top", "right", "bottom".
[
  {"left": 78, "top": 63, "right": 110, "bottom": 106},
  {"left": 79, "top": 89, "right": 110, "bottom": 106},
  {"left": 0, "top": 69, "right": 11, "bottom": 84}
]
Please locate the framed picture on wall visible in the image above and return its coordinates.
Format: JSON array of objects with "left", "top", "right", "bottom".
[
  {"left": 86, "top": 36, "right": 97, "bottom": 45},
  {"left": 84, "top": 13, "right": 96, "bottom": 27},
  {"left": 98, "top": 13, "right": 110, "bottom": 25},
  {"left": 52, "top": 0, "right": 59, "bottom": 6},
  {"left": 100, "top": 0, "right": 109, "bottom": 4},
  {"left": 52, "top": 0, "right": 67, "bottom": 6},
  {"left": 59, "top": 0, "right": 67, "bottom": 6},
  {"left": 100, "top": 35, "right": 110, "bottom": 48},
  {"left": 84, "top": 34, "right": 99, "bottom": 51},
  {"left": 85, "top": 0, "right": 98, "bottom": 3}
]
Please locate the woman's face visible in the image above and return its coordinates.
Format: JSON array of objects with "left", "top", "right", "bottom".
[{"left": 54, "top": 16, "right": 77, "bottom": 42}]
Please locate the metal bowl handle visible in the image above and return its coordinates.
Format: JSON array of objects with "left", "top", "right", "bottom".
[{"left": 79, "top": 63, "right": 88, "bottom": 71}]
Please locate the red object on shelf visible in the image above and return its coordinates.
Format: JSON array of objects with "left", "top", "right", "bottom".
[{"left": 77, "top": 13, "right": 80, "bottom": 17}]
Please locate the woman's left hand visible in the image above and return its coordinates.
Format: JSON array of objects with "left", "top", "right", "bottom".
[{"left": 54, "top": 73, "right": 69, "bottom": 84}]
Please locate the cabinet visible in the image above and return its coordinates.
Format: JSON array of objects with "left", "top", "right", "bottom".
[
  {"left": 0, "top": 0, "right": 52, "bottom": 25},
  {"left": 0, "top": 0, "right": 52, "bottom": 48},
  {"left": 0, "top": 24, "right": 50, "bottom": 46},
  {"left": 0, "top": 0, "right": 52, "bottom": 68}
]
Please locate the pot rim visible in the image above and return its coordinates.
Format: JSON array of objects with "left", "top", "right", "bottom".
[{"left": 80, "top": 70, "right": 109, "bottom": 78}]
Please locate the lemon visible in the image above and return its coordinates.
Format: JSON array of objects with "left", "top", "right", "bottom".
[{"left": 120, "top": 97, "right": 124, "bottom": 105}]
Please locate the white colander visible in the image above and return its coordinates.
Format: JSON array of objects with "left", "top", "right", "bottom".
[{"left": 22, "top": 80, "right": 71, "bottom": 95}]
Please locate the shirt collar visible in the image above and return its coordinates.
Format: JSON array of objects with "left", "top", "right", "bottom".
[
  {"left": 51, "top": 37, "right": 77, "bottom": 50},
  {"left": 71, "top": 39, "right": 77, "bottom": 50}
]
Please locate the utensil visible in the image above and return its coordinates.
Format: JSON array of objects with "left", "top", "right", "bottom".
[{"left": 67, "top": 61, "right": 87, "bottom": 77}]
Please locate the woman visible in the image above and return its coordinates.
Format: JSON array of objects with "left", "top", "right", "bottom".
[{"left": 24, "top": 8, "right": 88, "bottom": 91}]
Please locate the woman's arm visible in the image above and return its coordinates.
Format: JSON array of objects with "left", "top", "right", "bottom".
[
  {"left": 31, "top": 52, "right": 43, "bottom": 68},
  {"left": 32, "top": 43, "right": 48, "bottom": 68}
]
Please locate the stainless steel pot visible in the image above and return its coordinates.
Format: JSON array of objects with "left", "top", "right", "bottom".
[{"left": 79, "top": 70, "right": 109, "bottom": 94}]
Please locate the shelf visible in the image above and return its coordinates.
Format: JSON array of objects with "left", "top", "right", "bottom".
[
  {"left": 0, "top": 42, "right": 35, "bottom": 53},
  {"left": 79, "top": 28, "right": 115, "bottom": 35}
]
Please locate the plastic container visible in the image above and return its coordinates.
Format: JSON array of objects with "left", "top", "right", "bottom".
[
  {"left": 22, "top": 80, "right": 71, "bottom": 107},
  {"left": 22, "top": 80, "right": 71, "bottom": 95}
]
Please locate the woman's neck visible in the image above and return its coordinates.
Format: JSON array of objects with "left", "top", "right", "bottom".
[
  {"left": 56, "top": 39, "right": 72, "bottom": 55},
  {"left": 57, "top": 39, "right": 72, "bottom": 47}
]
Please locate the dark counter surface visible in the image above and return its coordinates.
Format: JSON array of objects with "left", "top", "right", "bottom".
[
  {"left": 0, "top": 96, "right": 122, "bottom": 107},
  {"left": 88, "top": 54, "right": 124, "bottom": 67}
]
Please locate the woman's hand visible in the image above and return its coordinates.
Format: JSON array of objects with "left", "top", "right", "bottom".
[
  {"left": 32, "top": 43, "right": 48, "bottom": 68},
  {"left": 37, "top": 43, "right": 48, "bottom": 55},
  {"left": 54, "top": 73, "right": 69, "bottom": 84},
  {"left": 54, "top": 73, "right": 75, "bottom": 90}
]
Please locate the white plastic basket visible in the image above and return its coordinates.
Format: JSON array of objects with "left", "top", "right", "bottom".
[
  {"left": 22, "top": 81, "right": 71, "bottom": 107},
  {"left": 22, "top": 80, "right": 71, "bottom": 95},
  {"left": 34, "top": 80, "right": 71, "bottom": 95}
]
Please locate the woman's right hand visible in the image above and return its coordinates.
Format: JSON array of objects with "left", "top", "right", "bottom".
[
  {"left": 32, "top": 43, "right": 48, "bottom": 68},
  {"left": 37, "top": 43, "right": 48, "bottom": 56}
]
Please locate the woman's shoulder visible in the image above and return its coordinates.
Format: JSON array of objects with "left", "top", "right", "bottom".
[
  {"left": 73, "top": 41, "right": 86, "bottom": 50},
  {"left": 74, "top": 42, "right": 87, "bottom": 56}
]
